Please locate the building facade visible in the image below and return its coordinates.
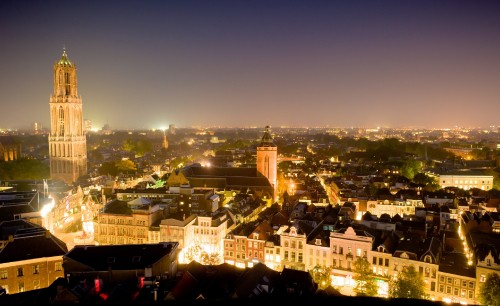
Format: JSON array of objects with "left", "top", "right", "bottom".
[
  {"left": 439, "top": 172, "right": 493, "bottom": 191},
  {"left": 48, "top": 49, "right": 87, "bottom": 185},
  {"left": 256, "top": 126, "right": 277, "bottom": 200}
]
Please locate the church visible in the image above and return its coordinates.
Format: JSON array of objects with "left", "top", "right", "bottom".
[
  {"left": 179, "top": 126, "right": 278, "bottom": 201},
  {"left": 48, "top": 49, "right": 87, "bottom": 185}
]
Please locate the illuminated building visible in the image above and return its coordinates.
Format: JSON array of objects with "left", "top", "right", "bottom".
[
  {"left": 159, "top": 214, "right": 197, "bottom": 263},
  {"left": 439, "top": 170, "right": 493, "bottom": 191},
  {"left": 223, "top": 220, "right": 273, "bottom": 269},
  {"left": 83, "top": 119, "right": 92, "bottom": 133},
  {"left": 330, "top": 226, "right": 374, "bottom": 288},
  {"left": 256, "top": 126, "right": 277, "bottom": 200},
  {"left": 162, "top": 129, "right": 169, "bottom": 150},
  {"left": 366, "top": 198, "right": 424, "bottom": 218},
  {"left": 94, "top": 198, "right": 163, "bottom": 245},
  {"left": 0, "top": 136, "right": 21, "bottom": 162},
  {"left": 48, "top": 49, "right": 87, "bottom": 185},
  {"left": 0, "top": 220, "right": 67, "bottom": 294}
]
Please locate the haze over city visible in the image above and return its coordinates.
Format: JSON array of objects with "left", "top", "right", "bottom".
[{"left": 1, "top": 0, "right": 500, "bottom": 130}]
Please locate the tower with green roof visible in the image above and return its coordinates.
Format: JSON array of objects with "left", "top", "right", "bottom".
[{"left": 48, "top": 49, "right": 87, "bottom": 184}]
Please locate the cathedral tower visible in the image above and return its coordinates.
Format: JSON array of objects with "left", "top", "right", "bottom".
[
  {"left": 48, "top": 49, "right": 87, "bottom": 184},
  {"left": 256, "top": 125, "right": 277, "bottom": 199}
]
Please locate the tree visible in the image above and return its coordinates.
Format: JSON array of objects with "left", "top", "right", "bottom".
[
  {"left": 135, "top": 139, "right": 152, "bottom": 156},
  {"left": 0, "top": 158, "right": 49, "bottom": 180},
  {"left": 122, "top": 139, "right": 135, "bottom": 151},
  {"left": 116, "top": 159, "right": 137, "bottom": 174},
  {"left": 389, "top": 265, "right": 427, "bottom": 299},
  {"left": 479, "top": 273, "right": 500, "bottom": 306},
  {"left": 353, "top": 257, "right": 378, "bottom": 297},
  {"left": 98, "top": 161, "right": 118, "bottom": 176},
  {"left": 400, "top": 159, "right": 422, "bottom": 180},
  {"left": 309, "top": 265, "right": 332, "bottom": 290}
]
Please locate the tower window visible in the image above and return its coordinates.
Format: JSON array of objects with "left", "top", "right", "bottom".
[{"left": 58, "top": 107, "right": 65, "bottom": 136}]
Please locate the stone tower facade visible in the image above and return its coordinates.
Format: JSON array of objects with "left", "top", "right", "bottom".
[
  {"left": 48, "top": 49, "right": 87, "bottom": 184},
  {"left": 256, "top": 125, "right": 277, "bottom": 199}
]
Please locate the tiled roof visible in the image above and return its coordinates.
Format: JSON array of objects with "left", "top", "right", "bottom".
[
  {"left": 64, "top": 243, "right": 178, "bottom": 271},
  {"left": 0, "top": 231, "right": 67, "bottom": 263}
]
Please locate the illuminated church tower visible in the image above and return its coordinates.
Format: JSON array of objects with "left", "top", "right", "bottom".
[
  {"left": 48, "top": 49, "right": 87, "bottom": 184},
  {"left": 256, "top": 125, "right": 277, "bottom": 199}
]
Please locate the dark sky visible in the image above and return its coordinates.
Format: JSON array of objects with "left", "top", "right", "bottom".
[{"left": 1, "top": 0, "right": 500, "bottom": 130}]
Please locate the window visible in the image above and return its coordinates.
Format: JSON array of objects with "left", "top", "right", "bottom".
[
  {"left": 58, "top": 107, "right": 65, "bottom": 136},
  {"left": 469, "top": 282, "right": 474, "bottom": 289},
  {"left": 33, "top": 279, "right": 40, "bottom": 290},
  {"left": 339, "top": 247, "right": 343, "bottom": 255},
  {"left": 385, "top": 259, "right": 389, "bottom": 267},
  {"left": 55, "top": 262, "right": 62, "bottom": 272},
  {"left": 372, "top": 257, "right": 377, "bottom": 265},
  {"left": 439, "top": 284, "right": 444, "bottom": 293},
  {"left": 298, "top": 253, "right": 303, "bottom": 263},
  {"left": 17, "top": 268, "right": 24, "bottom": 277},
  {"left": 33, "top": 265, "right": 40, "bottom": 275},
  {"left": 284, "top": 251, "right": 289, "bottom": 260},
  {"left": 480, "top": 275, "right": 486, "bottom": 282},
  {"left": 18, "top": 281, "right": 25, "bottom": 293},
  {"left": 439, "top": 275, "right": 445, "bottom": 283},
  {"left": 431, "top": 282, "right": 436, "bottom": 292},
  {"left": 454, "top": 287, "right": 459, "bottom": 296}
]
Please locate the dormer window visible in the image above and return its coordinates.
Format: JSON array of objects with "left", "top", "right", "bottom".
[
  {"left": 315, "top": 239, "right": 321, "bottom": 246},
  {"left": 424, "top": 255, "right": 432, "bottom": 264},
  {"left": 253, "top": 233, "right": 259, "bottom": 239},
  {"left": 400, "top": 252, "right": 409, "bottom": 259}
]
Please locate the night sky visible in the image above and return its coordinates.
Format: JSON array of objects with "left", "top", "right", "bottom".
[{"left": 1, "top": 0, "right": 500, "bottom": 130}]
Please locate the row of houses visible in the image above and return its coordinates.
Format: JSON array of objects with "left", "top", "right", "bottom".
[
  {"left": 90, "top": 187, "right": 499, "bottom": 305},
  {"left": 1, "top": 184, "right": 499, "bottom": 305}
]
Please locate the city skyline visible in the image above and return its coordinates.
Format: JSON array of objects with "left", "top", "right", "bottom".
[{"left": 1, "top": 0, "right": 500, "bottom": 130}]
